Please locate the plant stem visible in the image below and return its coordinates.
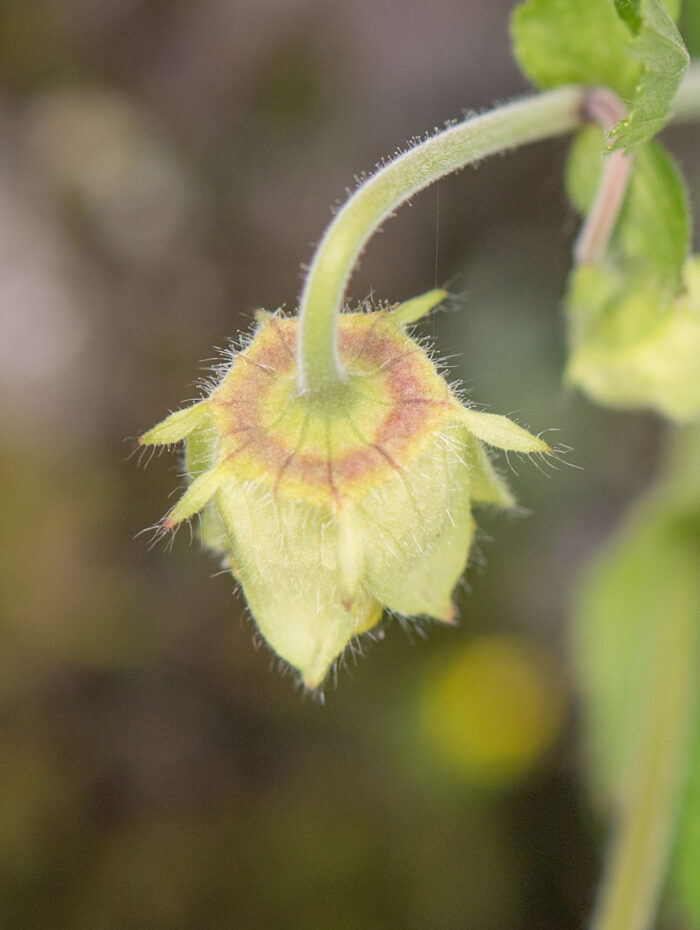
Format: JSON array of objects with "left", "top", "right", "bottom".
[
  {"left": 573, "top": 88, "right": 632, "bottom": 265},
  {"left": 296, "top": 85, "right": 586, "bottom": 394},
  {"left": 589, "top": 551, "right": 698, "bottom": 930},
  {"left": 297, "top": 61, "right": 700, "bottom": 395}
]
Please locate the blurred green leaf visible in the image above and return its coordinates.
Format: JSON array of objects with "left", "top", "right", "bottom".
[
  {"left": 616, "top": 139, "right": 689, "bottom": 279},
  {"left": 572, "top": 502, "right": 697, "bottom": 796},
  {"left": 611, "top": 0, "right": 689, "bottom": 149},
  {"left": 511, "top": 0, "right": 688, "bottom": 151},
  {"left": 614, "top": 0, "right": 682, "bottom": 29},
  {"left": 615, "top": 0, "right": 645, "bottom": 31},
  {"left": 511, "top": 0, "right": 638, "bottom": 98},
  {"left": 563, "top": 132, "right": 696, "bottom": 420},
  {"left": 680, "top": 0, "right": 700, "bottom": 53},
  {"left": 565, "top": 126, "right": 608, "bottom": 216},
  {"left": 673, "top": 728, "right": 700, "bottom": 925},
  {"left": 572, "top": 477, "right": 700, "bottom": 924}
]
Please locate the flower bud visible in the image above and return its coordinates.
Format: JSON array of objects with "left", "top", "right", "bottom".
[{"left": 141, "top": 297, "right": 548, "bottom": 688}]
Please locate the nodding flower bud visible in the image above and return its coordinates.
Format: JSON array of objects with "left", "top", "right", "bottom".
[{"left": 140, "top": 292, "right": 549, "bottom": 689}]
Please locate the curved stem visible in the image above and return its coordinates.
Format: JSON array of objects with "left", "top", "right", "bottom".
[
  {"left": 296, "top": 85, "right": 587, "bottom": 394},
  {"left": 297, "top": 61, "right": 700, "bottom": 395}
]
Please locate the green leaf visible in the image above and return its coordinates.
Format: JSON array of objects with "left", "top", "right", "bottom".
[
  {"left": 391, "top": 288, "right": 447, "bottom": 325},
  {"left": 611, "top": 0, "right": 689, "bottom": 150},
  {"left": 511, "top": 0, "right": 688, "bottom": 151},
  {"left": 511, "top": 0, "right": 638, "bottom": 98},
  {"left": 566, "top": 129, "right": 689, "bottom": 284}
]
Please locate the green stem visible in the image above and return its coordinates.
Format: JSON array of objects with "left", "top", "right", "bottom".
[
  {"left": 296, "top": 85, "right": 587, "bottom": 393},
  {"left": 297, "top": 62, "right": 700, "bottom": 394},
  {"left": 589, "top": 543, "right": 698, "bottom": 930}
]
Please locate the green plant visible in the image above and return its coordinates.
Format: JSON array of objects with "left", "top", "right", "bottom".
[{"left": 140, "top": 1, "right": 700, "bottom": 926}]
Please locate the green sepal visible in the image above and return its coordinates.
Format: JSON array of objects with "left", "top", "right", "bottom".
[
  {"left": 460, "top": 408, "right": 549, "bottom": 453},
  {"left": 391, "top": 288, "right": 448, "bottom": 326},
  {"left": 335, "top": 506, "right": 365, "bottom": 608},
  {"left": 185, "top": 415, "right": 230, "bottom": 554},
  {"left": 166, "top": 462, "right": 230, "bottom": 527},
  {"left": 139, "top": 402, "right": 209, "bottom": 446},
  {"left": 215, "top": 481, "right": 382, "bottom": 689},
  {"left": 465, "top": 435, "right": 516, "bottom": 508},
  {"left": 359, "top": 432, "right": 474, "bottom": 621}
]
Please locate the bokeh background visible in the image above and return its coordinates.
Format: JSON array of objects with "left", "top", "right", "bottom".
[{"left": 1, "top": 2, "right": 699, "bottom": 928}]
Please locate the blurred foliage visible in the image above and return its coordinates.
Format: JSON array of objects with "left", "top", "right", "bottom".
[
  {"left": 562, "top": 40, "right": 700, "bottom": 424},
  {"left": 565, "top": 127, "right": 689, "bottom": 285},
  {"left": 0, "top": 0, "right": 698, "bottom": 928},
  {"left": 511, "top": 0, "right": 688, "bottom": 149},
  {"left": 681, "top": 0, "right": 700, "bottom": 53},
  {"left": 572, "top": 427, "right": 700, "bottom": 926}
]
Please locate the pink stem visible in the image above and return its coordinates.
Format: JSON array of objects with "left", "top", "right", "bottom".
[{"left": 574, "top": 88, "right": 632, "bottom": 265}]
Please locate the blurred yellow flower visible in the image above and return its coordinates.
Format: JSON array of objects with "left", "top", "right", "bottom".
[{"left": 419, "top": 635, "right": 566, "bottom": 785}]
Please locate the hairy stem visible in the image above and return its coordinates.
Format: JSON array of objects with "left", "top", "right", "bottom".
[
  {"left": 296, "top": 85, "right": 586, "bottom": 393},
  {"left": 297, "top": 61, "right": 700, "bottom": 394}
]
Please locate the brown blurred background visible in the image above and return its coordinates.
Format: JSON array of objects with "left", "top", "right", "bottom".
[{"left": 1, "top": 2, "right": 699, "bottom": 928}]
